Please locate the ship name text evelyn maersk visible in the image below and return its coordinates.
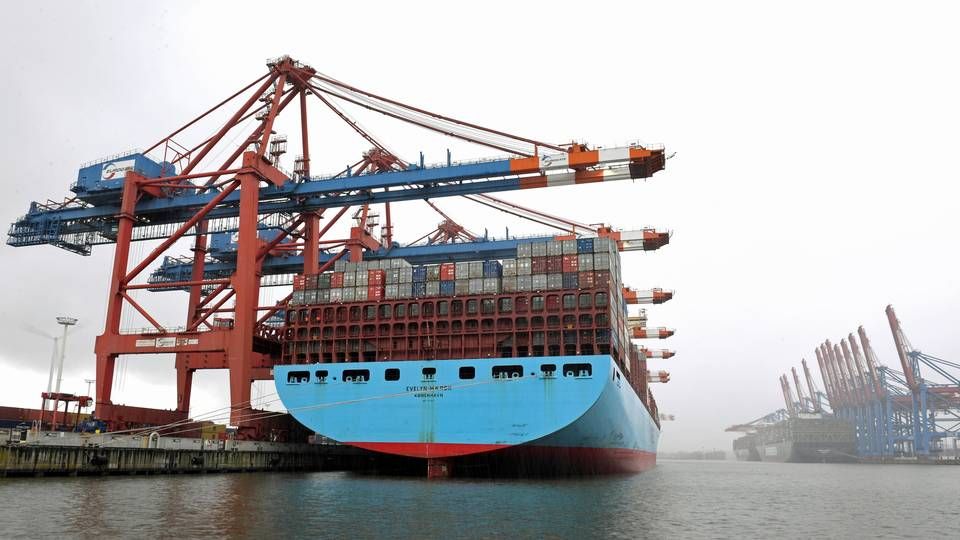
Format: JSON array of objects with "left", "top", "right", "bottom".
[{"left": 406, "top": 385, "right": 452, "bottom": 398}]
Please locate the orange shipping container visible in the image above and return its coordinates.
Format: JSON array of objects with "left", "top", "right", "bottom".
[
  {"left": 293, "top": 275, "right": 306, "bottom": 291},
  {"left": 368, "top": 269, "right": 386, "bottom": 285}
]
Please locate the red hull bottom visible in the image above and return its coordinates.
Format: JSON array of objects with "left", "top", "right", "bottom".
[{"left": 346, "top": 441, "right": 657, "bottom": 476}]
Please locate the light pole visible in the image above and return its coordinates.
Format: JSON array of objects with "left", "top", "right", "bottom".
[
  {"left": 84, "top": 378, "right": 95, "bottom": 398},
  {"left": 54, "top": 317, "right": 78, "bottom": 395},
  {"left": 43, "top": 336, "right": 60, "bottom": 411}
]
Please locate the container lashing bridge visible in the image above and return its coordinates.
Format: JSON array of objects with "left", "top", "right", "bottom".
[{"left": 7, "top": 56, "right": 671, "bottom": 438}]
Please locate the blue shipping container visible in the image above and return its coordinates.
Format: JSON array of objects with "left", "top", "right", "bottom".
[
  {"left": 412, "top": 282, "right": 427, "bottom": 297},
  {"left": 482, "top": 260, "right": 503, "bottom": 278},
  {"left": 439, "top": 280, "right": 456, "bottom": 296},
  {"left": 209, "top": 228, "right": 288, "bottom": 255},
  {"left": 412, "top": 266, "right": 427, "bottom": 282},
  {"left": 577, "top": 238, "right": 594, "bottom": 253}
]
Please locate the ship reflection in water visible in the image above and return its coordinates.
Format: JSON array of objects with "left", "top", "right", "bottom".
[{"left": 0, "top": 461, "right": 953, "bottom": 538}]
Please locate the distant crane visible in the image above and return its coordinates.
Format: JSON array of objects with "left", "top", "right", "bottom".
[
  {"left": 810, "top": 305, "right": 960, "bottom": 460},
  {"left": 780, "top": 374, "right": 797, "bottom": 417},
  {"left": 791, "top": 367, "right": 808, "bottom": 413},
  {"left": 801, "top": 358, "right": 822, "bottom": 412}
]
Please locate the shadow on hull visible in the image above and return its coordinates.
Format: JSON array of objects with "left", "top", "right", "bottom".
[{"left": 338, "top": 444, "right": 656, "bottom": 478}]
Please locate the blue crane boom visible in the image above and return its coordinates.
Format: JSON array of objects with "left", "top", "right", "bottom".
[{"left": 8, "top": 146, "right": 663, "bottom": 256}]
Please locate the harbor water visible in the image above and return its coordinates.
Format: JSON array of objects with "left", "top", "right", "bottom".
[{"left": 1, "top": 460, "right": 956, "bottom": 538}]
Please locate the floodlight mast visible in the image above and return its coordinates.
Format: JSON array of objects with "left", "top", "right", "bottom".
[{"left": 54, "top": 317, "right": 78, "bottom": 395}]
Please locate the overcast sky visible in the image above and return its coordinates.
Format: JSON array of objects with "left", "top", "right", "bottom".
[{"left": 1, "top": 1, "right": 957, "bottom": 452}]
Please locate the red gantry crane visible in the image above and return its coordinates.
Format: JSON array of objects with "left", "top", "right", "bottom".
[{"left": 7, "top": 56, "right": 672, "bottom": 437}]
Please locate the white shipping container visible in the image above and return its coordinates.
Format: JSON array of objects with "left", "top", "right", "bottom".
[
  {"left": 502, "top": 276, "right": 517, "bottom": 292},
  {"left": 334, "top": 259, "right": 347, "bottom": 272},
  {"left": 547, "top": 273, "right": 563, "bottom": 290},
  {"left": 562, "top": 239, "right": 578, "bottom": 254},
  {"left": 355, "top": 271, "right": 369, "bottom": 285},
  {"left": 397, "top": 284, "right": 412, "bottom": 299},
  {"left": 516, "top": 275, "right": 532, "bottom": 291},
  {"left": 531, "top": 242, "right": 548, "bottom": 257},
  {"left": 342, "top": 288, "right": 356, "bottom": 302},
  {"left": 516, "top": 258, "right": 532, "bottom": 276},
  {"left": 468, "top": 278, "right": 484, "bottom": 294},
  {"left": 468, "top": 261, "right": 484, "bottom": 278},
  {"left": 455, "top": 261, "right": 470, "bottom": 277},
  {"left": 426, "top": 281, "right": 440, "bottom": 297},
  {"left": 547, "top": 240, "right": 562, "bottom": 256},
  {"left": 483, "top": 278, "right": 500, "bottom": 294},
  {"left": 531, "top": 274, "right": 547, "bottom": 290},
  {"left": 399, "top": 267, "right": 413, "bottom": 283},
  {"left": 317, "top": 290, "right": 330, "bottom": 304},
  {"left": 578, "top": 253, "right": 594, "bottom": 271},
  {"left": 502, "top": 259, "right": 517, "bottom": 276},
  {"left": 329, "top": 288, "right": 343, "bottom": 302},
  {"left": 343, "top": 272, "right": 356, "bottom": 287},
  {"left": 455, "top": 279, "right": 470, "bottom": 295},
  {"left": 385, "top": 284, "right": 399, "bottom": 300},
  {"left": 592, "top": 237, "right": 609, "bottom": 253},
  {"left": 516, "top": 242, "right": 532, "bottom": 258},
  {"left": 594, "top": 253, "right": 611, "bottom": 270},
  {"left": 355, "top": 287, "right": 368, "bottom": 302}
]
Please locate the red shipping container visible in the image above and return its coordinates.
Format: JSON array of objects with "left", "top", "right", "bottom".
[
  {"left": 561, "top": 255, "right": 579, "bottom": 273},
  {"left": 293, "top": 275, "right": 306, "bottom": 291},
  {"left": 368, "top": 269, "right": 386, "bottom": 285},
  {"left": 305, "top": 274, "right": 319, "bottom": 289},
  {"left": 440, "top": 263, "right": 456, "bottom": 280},
  {"left": 367, "top": 285, "right": 384, "bottom": 300},
  {"left": 546, "top": 255, "right": 562, "bottom": 273},
  {"left": 595, "top": 270, "right": 611, "bottom": 288},
  {"left": 531, "top": 256, "right": 547, "bottom": 274},
  {"left": 330, "top": 272, "right": 344, "bottom": 288},
  {"left": 578, "top": 271, "right": 595, "bottom": 289}
]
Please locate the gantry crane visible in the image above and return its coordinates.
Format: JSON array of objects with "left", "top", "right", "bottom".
[
  {"left": 801, "top": 358, "right": 822, "bottom": 412},
  {"left": 7, "top": 56, "right": 671, "bottom": 437},
  {"left": 812, "top": 306, "right": 960, "bottom": 459}
]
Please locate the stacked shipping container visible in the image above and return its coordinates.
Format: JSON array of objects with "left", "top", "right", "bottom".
[
  {"left": 283, "top": 237, "right": 657, "bottom": 414},
  {"left": 291, "top": 238, "right": 621, "bottom": 306}
]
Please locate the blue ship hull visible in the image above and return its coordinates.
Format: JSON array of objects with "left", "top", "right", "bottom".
[{"left": 274, "top": 355, "right": 659, "bottom": 474}]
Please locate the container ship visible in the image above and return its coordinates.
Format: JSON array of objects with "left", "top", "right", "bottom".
[
  {"left": 728, "top": 369, "right": 856, "bottom": 463},
  {"left": 274, "top": 236, "right": 668, "bottom": 477},
  {"left": 732, "top": 415, "right": 857, "bottom": 463},
  {"left": 4, "top": 56, "right": 674, "bottom": 476}
]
